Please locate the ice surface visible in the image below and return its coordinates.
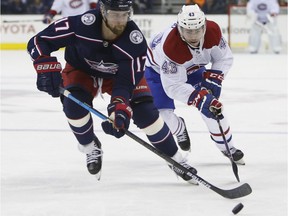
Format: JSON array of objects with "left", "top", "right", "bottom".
[{"left": 1, "top": 51, "right": 287, "bottom": 216}]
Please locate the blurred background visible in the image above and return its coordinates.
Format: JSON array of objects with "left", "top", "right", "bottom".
[
  {"left": 1, "top": 0, "right": 288, "bottom": 14},
  {"left": 1, "top": 1, "right": 287, "bottom": 215},
  {"left": 1, "top": 0, "right": 287, "bottom": 53}
]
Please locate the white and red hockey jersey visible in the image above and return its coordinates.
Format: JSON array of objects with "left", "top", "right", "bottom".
[
  {"left": 247, "top": 0, "right": 280, "bottom": 24},
  {"left": 49, "top": 0, "right": 98, "bottom": 17},
  {"left": 145, "top": 20, "right": 233, "bottom": 104}
]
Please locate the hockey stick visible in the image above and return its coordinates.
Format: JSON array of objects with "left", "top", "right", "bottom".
[
  {"left": 255, "top": 21, "right": 273, "bottom": 35},
  {"left": 216, "top": 117, "right": 240, "bottom": 182},
  {"left": 59, "top": 87, "right": 252, "bottom": 199},
  {"left": 2, "top": 19, "right": 43, "bottom": 23}
]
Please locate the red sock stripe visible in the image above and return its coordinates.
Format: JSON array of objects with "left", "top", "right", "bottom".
[{"left": 210, "top": 126, "right": 230, "bottom": 136}]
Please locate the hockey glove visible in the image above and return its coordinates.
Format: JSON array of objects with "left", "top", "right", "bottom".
[
  {"left": 34, "top": 56, "right": 62, "bottom": 97},
  {"left": 42, "top": 10, "right": 56, "bottom": 24},
  {"left": 201, "top": 69, "right": 224, "bottom": 99},
  {"left": 101, "top": 98, "right": 133, "bottom": 138},
  {"left": 188, "top": 89, "right": 223, "bottom": 120}
]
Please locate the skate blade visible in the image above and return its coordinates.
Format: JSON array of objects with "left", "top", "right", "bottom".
[{"left": 94, "top": 170, "right": 102, "bottom": 181}]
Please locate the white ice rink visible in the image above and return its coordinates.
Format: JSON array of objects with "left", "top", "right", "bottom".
[{"left": 1, "top": 50, "right": 287, "bottom": 216}]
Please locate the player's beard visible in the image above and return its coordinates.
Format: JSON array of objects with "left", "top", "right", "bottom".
[{"left": 106, "top": 22, "right": 126, "bottom": 36}]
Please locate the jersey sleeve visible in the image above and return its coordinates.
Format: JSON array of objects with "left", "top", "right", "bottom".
[
  {"left": 27, "top": 16, "right": 78, "bottom": 60},
  {"left": 271, "top": 0, "right": 280, "bottom": 14},
  {"left": 210, "top": 36, "right": 233, "bottom": 77},
  {"left": 89, "top": 0, "right": 98, "bottom": 5},
  {"left": 160, "top": 59, "right": 196, "bottom": 104},
  {"left": 148, "top": 27, "right": 196, "bottom": 104},
  {"left": 204, "top": 21, "right": 233, "bottom": 76},
  {"left": 246, "top": 1, "right": 255, "bottom": 16},
  {"left": 50, "top": 0, "right": 64, "bottom": 14}
]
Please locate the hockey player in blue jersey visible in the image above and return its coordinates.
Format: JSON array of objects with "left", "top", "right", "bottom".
[{"left": 27, "top": 0, "right": 197, "bottom": 183}]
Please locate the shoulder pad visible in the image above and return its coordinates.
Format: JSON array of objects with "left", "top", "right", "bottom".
[
  {"left": 163, "top": 28, "right": 192, "bottom": 64},
  {"left": 203, "top": 20, "right": 222, "bottom": 49},
  {"left": 115, "top": 21, "right": 147, "bottom": 55}
]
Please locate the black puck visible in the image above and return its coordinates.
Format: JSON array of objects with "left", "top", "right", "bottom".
[{"left": 232, "top": 203, "right": 244, "bottom": 214}]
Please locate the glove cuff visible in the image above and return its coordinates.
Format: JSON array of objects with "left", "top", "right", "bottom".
[
  {"left": 114, "top": 103, "right": 133, "bottom": 119},
  {"left": 34, "top": 57, "right": 62, "bottom": 73},
  {"left": 111, "top": 96, "right": 126, "bottom": 104},
  {"left": 203, "top": 70, "right": 224, "bottom": 81}
]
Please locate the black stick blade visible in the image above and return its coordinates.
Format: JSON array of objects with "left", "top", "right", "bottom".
[{"left": 215, "top": 183, "right": 252, "bottom": 199}]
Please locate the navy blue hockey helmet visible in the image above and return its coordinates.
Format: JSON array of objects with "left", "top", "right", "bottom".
[{"left": 100, "top": 0, "right": 133, "bottom": 11}]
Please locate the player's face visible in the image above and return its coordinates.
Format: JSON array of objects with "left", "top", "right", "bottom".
[
  {"left": 180, "top": 26, "right": 205, "bottom": 47},
  {"left": 105, "top": 10, "right": 130, "bottom": 35}
]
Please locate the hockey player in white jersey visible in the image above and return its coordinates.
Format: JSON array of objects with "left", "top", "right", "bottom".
[
  {"left": 43, "top": 0, "right": 98, "bottom": 24},
  {"left": 246, "top": 0, "right": 282, "bottom": 54},
  {"left": 145, "top": 4, "right": 245, "bottom": 164}
]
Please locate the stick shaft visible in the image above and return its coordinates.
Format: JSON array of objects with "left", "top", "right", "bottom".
[
  {"left": 59, "top": 87, "right": 251, "bottom": 199},
  {"left": 216, "top": 118, "right": 240, "bottom": 182}
]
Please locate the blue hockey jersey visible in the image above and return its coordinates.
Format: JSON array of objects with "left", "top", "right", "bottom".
[{"left": 27, "top": 9, "right": 147, "bottom": 101}]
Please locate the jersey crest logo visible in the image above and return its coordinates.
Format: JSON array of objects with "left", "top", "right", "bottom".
[
  {"left": 70, "top": 0, "right": 84, "bottom": 8},
  {"left": 257, "top": 3, "right": 267, "bottom": 11},
  {"left": 85, "top": 58, "right": 118, "bottom": 74},
  {"left": 81, "top": 13, "right": 96, "bottom": 25},
  {"left": 129, "top": 30, "right": 143, "bottom": 44}
]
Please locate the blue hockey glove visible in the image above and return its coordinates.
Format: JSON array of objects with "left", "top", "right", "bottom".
[
  {"left": 33, "top": 56, "right": 62, "bottom": 97},
  {"left": 188, "top": 89, "right": 223, "bottom": 120},
  {"left": 201, "top": 69, "right": 224, "bottom": 99},
  {"left": 101, "top": 98, "right": 133, "bottom": 138}
]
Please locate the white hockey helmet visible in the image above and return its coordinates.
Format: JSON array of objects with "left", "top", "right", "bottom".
[
  {"left": 177, "top": 4, "right": 206, "bottom": 30},
  {"left": 177, "top": 4, "right": 206, "bottom": 47}
]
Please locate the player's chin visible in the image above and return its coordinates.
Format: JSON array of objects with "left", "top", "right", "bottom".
[
  {"left": 187, "top": 41, "right": 200, "bottom": 47},
  {"left": 112, "top": 26, "right": 126, "bottom": 36},
  {"left": 189, "top": 40, "right": 199, "bottom": 45}
]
